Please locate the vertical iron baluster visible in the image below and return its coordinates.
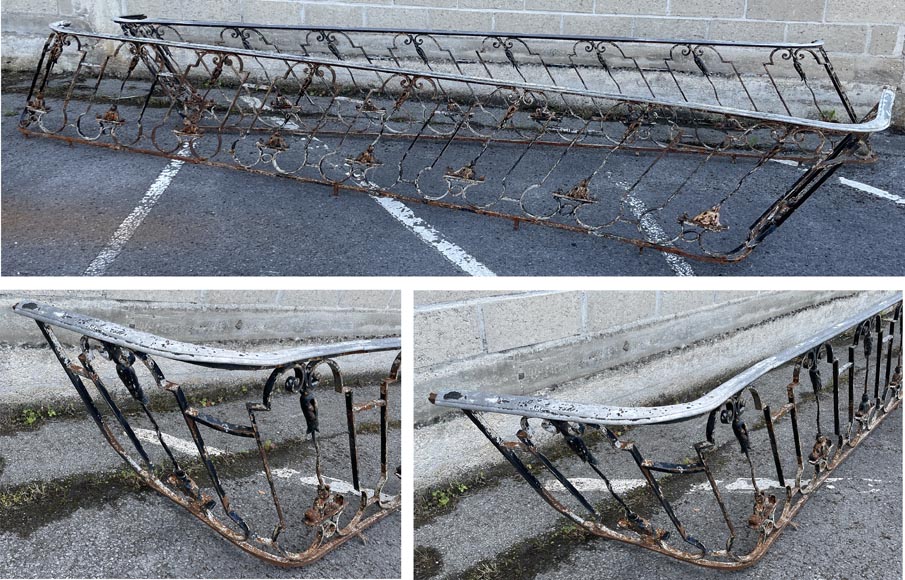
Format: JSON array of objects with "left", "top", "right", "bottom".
[
  {"left": 848, "top": 344, "right": 856, "bottom": 430},
  {"left": 786, "top": 380, "right": 804, "bottom": 488},
  {"left": 832, "top": 357, "right": 841, "bottom": 447},
  {"left": 882, "top": 315, "right": 895, "bottom": 401},
  {"left": 517, "top": 427, "right": 598, "bottom": 515},
  {"left": 762, "top": 405, "right": 786, "bottom": 488},
  {"left": 875, "top": 324, "right": 883, "bottom": 400},
  {"left": 344, "top": 387, "right": 361, "bottom": 491}
]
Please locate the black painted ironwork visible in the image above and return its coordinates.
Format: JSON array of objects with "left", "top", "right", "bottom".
[
  {"left": 430, "top": 294, "right": 902, "bottom": 568},
  {"left": 13, "top": 300, "right": 401, "bottom": 567}
]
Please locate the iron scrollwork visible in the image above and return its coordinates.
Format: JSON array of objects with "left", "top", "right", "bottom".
[
  {"left": 431, "top": 295, "right": 902, "bottom": 569},
  {"left": 15, "top": 16, "right": 896, "bottom": 264},
  {"left": 13, "top": 300, "right": 401, "bottom": 567}
]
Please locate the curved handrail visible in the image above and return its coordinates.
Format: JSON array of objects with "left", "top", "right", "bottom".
[
  {"left": 48, "top": 21, "right": 896, "bottom": 134},
  {"left": 430, "top": 292, "right": 902, "bottom": 425},
  {"left": 13, "top": 300, "right": 400, "bottom": 370}
]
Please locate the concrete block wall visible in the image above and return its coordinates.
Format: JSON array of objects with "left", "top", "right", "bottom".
[
  {"left": 2, "top": 1, "right": 903, "bottom": 124},
  {"left": 414, "top": 290, "right": 870, "bottom": 423},
  {"left": 0, "top": 290, "right": 400, "bottom": 345}
]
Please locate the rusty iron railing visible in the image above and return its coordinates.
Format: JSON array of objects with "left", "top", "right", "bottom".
[
  {"left": 430, "top": 294, "right": 902, "bottom": 569},
  {"left": 13, "top": 300, "right": 401, "bottom": 567},
  {"left": 18, "top": 17, "right": 895, "bottom": 263}
]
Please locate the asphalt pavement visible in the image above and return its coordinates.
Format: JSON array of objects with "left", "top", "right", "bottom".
[{"left": 2, "top": 89, "right": 903, "bottom": 277}]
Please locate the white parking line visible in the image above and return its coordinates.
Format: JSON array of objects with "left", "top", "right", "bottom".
[
  {"left": 770, "top": 159, "right": 801, "bottom": 167},
  {"left": 84, "top": 151, "right": 188, "bottom": 276},
  {"left": 622, "top": 188, "right": 696, "bottom": 277},
  {"left": 770, "top": 160, "right": 904, "bottom": 207},
  {"left": 542, "top": 476, "right": 882, "bottom": 495},
  {"left": 371, "top": 195, "right": 497, "bottom": 276},
  {"left": 270, "top": 468, "right": 393, "bottom": 501},
  {"left": 133, "top": 428, "right": 225, "bottom": 456},
  {"left": 544, "top": 477, "right": 647, "bottom": 494},
  {"left": 838, "top": 177, "right": 905, "bottom": 206}
]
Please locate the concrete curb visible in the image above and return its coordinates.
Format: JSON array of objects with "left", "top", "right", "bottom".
[{"left": 0, "top": 292, "right": 400, "bottom": 345}]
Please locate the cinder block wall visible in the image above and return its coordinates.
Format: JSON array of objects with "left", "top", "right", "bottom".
[
  {"left": 414, "top": 290, "right": 871, "bottom": 422},
  {"left": 0, "top": 290, "right": 400, "bottom": 345},
  {"left": 2, "top": 1, "right": 903, "bottom": 125}
]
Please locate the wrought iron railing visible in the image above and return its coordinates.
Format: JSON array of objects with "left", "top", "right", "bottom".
[
  {"left": 430, "top": 294, "right": 902, "bottom": 569},
  {"left": 18, "top": 17, "right": 895, "bottom": 263},
  {"left": 13, "top": 300, "right": 401, "bottom": 567}
]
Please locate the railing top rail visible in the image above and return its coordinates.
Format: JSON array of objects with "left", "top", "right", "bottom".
[
  {"left": 113, "top": 13, "right": 827, "bottom": 50},
  {"left": 48, "top": 21, "right": 896, "bottom": 135},
  {"left": 13, "top": 300, "right": 401, "bottom": 369},
  {"left": 430, "top": 292, "right": 902, "bottom": 425}
]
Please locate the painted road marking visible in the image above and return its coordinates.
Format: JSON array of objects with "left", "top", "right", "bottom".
[
  {"left": 544, "top": 477, "right": 648, "bottom": 494},
  {"left": 271, "top": 468, "right": 394, "bottom": 501},
  {"left": 133, "top": 428, "right": 225, "bottom": 457},
  {"left": 542, "top": 476, "right": 885, "bottom": 495},
  {"left": 838, "top": 177, "right": 905, "bottom": 206},
  {"left": 371, "top": 195, "right": 497, "bottom": 276},
  {"left": 84, "top": 151, "right": 188, "bottom": 276},
  {"left": 130, "top": 433, "right": 392, "bottom": 498},
  {"left": 618, "top": 181, "right": 695, "bottom": 276},
  {"left": 770, "top": 160, "right": 903, "bottom": 206},
  {"left": 770, "top": 159, "right": 801, "bottom": 167}
]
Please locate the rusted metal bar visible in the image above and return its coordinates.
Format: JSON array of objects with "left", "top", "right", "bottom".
[
  {"left": 13, "top": 300, "right": 401, "bottom": 567},
  {"left": 17, "top": 17, "right": 896, "bottom": 263},
  {"left": 430, "top": 294, "right": 902, "bottom": 569}
]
